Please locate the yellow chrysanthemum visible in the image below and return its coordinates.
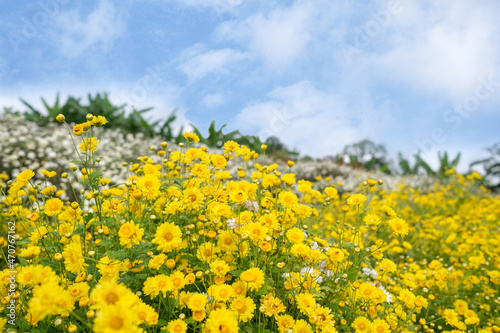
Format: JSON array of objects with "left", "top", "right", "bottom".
[{"left": 153, "top": 222, "right": 183, "bottom": 253}]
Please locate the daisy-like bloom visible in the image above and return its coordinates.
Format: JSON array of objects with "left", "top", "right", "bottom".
[
  {"left": 278, "top": 191, "right": 298, "bottom": 208},
  {"left": 153, "top": 222, "right": 183, "bottom": 253},
  {"left": 19, "top": 245, "right": 41, "bottom": 259},
  {"left": 352, "top": 316, "right": 372, "bottom": 333},
  {"left": 29, "top": 226, "right": 48, "bottom": 243},
  {"left": 276, "top": 314, "right": 295, "bottom": 333},
  {"left": 148, "top": 253, "right": 167, "bottom": 270},
  {"left": 133, "top": 302, "right": 159, "bottom": 326},
  {"left": 241, "top": 222, "right": 268, "bottom": 243},
  {"left": 370, "top": 319, "right": 390, "bottom": 333},
  {"left": 208, "top": 284, "right": 234, "bottom": 302},
  {"left": 170, "top": 270, "right": 186, "bottom": 292},
  {"left": 90, "top": 280, "right": 137, "bottom": 309},
  {"left": 73, "top": 124, "right": 84, "bottom": 136},
  {"left": 40, "top": 185, "right": 56, "bottom": 196},
  {"left": 232, "top": 280, "right": 247, "bottom": 297},
  {"left": 16, "top": 169, "right": 35, "bottom": 182},
  {"left": 44, "top": 198, "right": 64, "bottom": 216},
  {"left": 187, "top": 293, "right": 207, "bottom": 311},
  {"left": 286, "top": 227, "right": 306, "bottom": 244},
  {"left": 295, "top": 293, "right": 317, "bottom": 316},
  {"left": 281, "top": 173, "right": 296, "bottom": 186},
  {"left": 347, "top": 194, "right": 367, "bottom": 207},
  {"left": 261, "top": 294, "right": 286, "bottom": 317},
  {"left": 217, "top": 230, "right": 238, "bottom": 252},
  {"left": 183, "top": 131, "right": 200, "bottom": 143},
  {"left": 28, "top": 281, "right": 74, "bottom": 321},
  {"left": 136, "top": 174, "right": 161, "bottom": 200},
  {"left": 210, "top": 259, "right": 231, "bottom": 277},
  {"left": 379, "top": 259, "right": 397, "bottom": 273},
  {"left": 388, "top": 217, "right": 409, "bottom": 237},
  {"left": 326, "top": 247, "right": 345, "bottom": 263},
  {"left": 211, "top": 153, "right": 227, "bottom": 169},
  {"left": 40, "top": 169, "right": 57, "bottom": 178},
  {"left": 223, "top": 140, "right": 239, "bottom": 153},
  {"left": 96, "top": 256, "right": 124, "bottom": 282},
  {"left": 90, "top": 115, "right": 108, "bottom": 127},
  {"left": 118, "top": 221, "right": 144, "bottom": 248},
  {"left": 143, "top": 274, "right": 173, "bottom": 298},
  {"left": 93, "top": 304, "right": 142, "bottom": 333},
  {"left": 79, "top": 137, "right": 99, "bottom": 152},
  {"left": 196, "top": 242, "right": 220, "bottom": 263},
  {"left": 67, "top": 282, "right": 90, "bottom": 302},
  {"left": 182, "top": 186, "right": 204, "bottom": 211},
  {"left": 363, "top": 214, "right": 381, "bottom": 226},
  {"left": 231, "top": 297, "right": 255, "bottom": 322},
  {"left": 166, "top": 318, "right": 188, "bottom": 333},
  {"left": 292, "top": 319, "right": 313, "bottom": 333},
  {"left": 240, "top": 267, "right": 265, "bottom": 291},
  {"left": 62, "top": 236, "right": 87, "bottom": 274},
  {"left": 205, "top": 308, "right": 239, "bottom": 333}
]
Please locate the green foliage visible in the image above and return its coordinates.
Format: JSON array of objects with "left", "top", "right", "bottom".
[
  {"left": 470, "top": 142, "right": 500, "bottom": 191},
  {"left": 397, "top": 151, "right": 461, "bottom": 176},
  {"left": 191, "top": 120, "right": 265, "bottom": 153},
  {"left": 17, "top": 92, "right": 181, "bottom": 138},
  {"left": 337, "top": 139, "right": 392, "bottom": 174}
]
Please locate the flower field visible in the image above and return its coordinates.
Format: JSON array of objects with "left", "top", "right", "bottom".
[{"left": 1, "top": 114, "right": 499, "bottom": 333}]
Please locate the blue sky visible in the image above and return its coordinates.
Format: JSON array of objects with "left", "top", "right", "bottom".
[{"left": 1, "top": 0, "right": 499, "bottom": 170}]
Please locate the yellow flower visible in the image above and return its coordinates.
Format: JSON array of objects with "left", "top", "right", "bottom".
[
  {"left": 30, "top": 226, "right": 48, "bottom": 243},
  {"left": 187, "top": 293, "right": 207, "bottom": 311},
  {"left": 166, "top": 318, "right": 188, "bottom": 333},
  {"left": 205, "top": 308, "right": 239, "bottom": 333},
  {"left": 153, "top": 222, "right": 183, "bottom": 253},
  {"left": 93, "top": 304, "right": 141, "bottom": 333},
  {"left": 62, "top": 236, "right": 87, "bottom": 274},
  {"left": 281, "top": 173, "right": 296, "bottom": 185},
  {"left": 118, "top": 221, "right": 144, "bottom": 248},
  {"left": 148, "top": 253, "right": 167, "bottom": 270},
  {"left": 352, "top": 316, "right": 372, "bottom": 333},
  {"left": 347, "top": 194, "right": 367, "bottom": 206},
  {"left": 184, "top": 131, "right": 200, "bottom": 143},
  {"left": 90, "top": 115, "right": 108, "bottom": 127},
  {"left": 40, "top": 169, "right": 57, "bottom": 178},
  {"left": 56, "top": 113, "right": 65, "bottom": 122},
  {"left": 16, "top": 169, "right": 35, "bottom": 182},
  {"left": 40, "top": 185, "right": 56, "bottom": 196},
  {"left": 210, "top": 259, "right": 231, "bottom": 277},
  {"left": 79, "top": 137, "right": 99, "bottom": 152},
  {"left": 292, "top": 319, "right": 313, "bottom": 333},
  {"left": 73, "top": 124, "right": 84, "bottom": 136},
  {"left": 211, "top": 154, "right": 227, "bottom": 169},
  {"left": 240, "top": 267, "right": 265, "bottom": 291},
  {"left": 90, "top": 281, "right": 136, "bottom": 309},
  {"left": 389, "top": 217, "right": 409, "bottom": 237},
  {"left": 20, "top": 245, "right": 41, "bottom": 259},
  {"left": 230, "top": 297, "right": 255, "bottom": 322},
  {"left": 370, "top": 319, "right": 390, "bottom": 333},
  {"left": 276, "top": 314, "right": 295, "bottom": 332},
  {"left": 143, "top": 274, "right": 173, "bottom": 298}
]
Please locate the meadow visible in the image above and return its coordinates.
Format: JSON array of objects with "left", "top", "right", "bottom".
[{"left": 0, "top": 113, "right": 499, "bottom": 333}]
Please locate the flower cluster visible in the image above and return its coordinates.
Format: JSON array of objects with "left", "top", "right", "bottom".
[{"left": 0, "top": 114, "right": 499, "bottom": 333}]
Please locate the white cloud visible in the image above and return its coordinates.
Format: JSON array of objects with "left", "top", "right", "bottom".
[
  {"left": 202, "top": 92, "right": 226, "bottom": 108},
  {"left": 358, "top": 1, "right": 500, "bottom": 100},
  {"left": 53, "top": 0, "right": 124, "bottom": 57},
  {"left": 178, "top": 45, "right": 248, "bottom": 82},
  {"left": 232, "top": 81, "right": 391, "bottom": 156},
  {"left": 216, "top": 0, "right": 341, "bottom": 70}
]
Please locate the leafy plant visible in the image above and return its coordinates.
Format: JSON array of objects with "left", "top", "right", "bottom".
[{"left": 470, "top": 142, "right": 500, "bottom": 191}]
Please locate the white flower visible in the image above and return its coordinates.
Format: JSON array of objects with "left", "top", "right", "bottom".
[{"left": 362, "top": 267, "right": 378, "bottom": 279}]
